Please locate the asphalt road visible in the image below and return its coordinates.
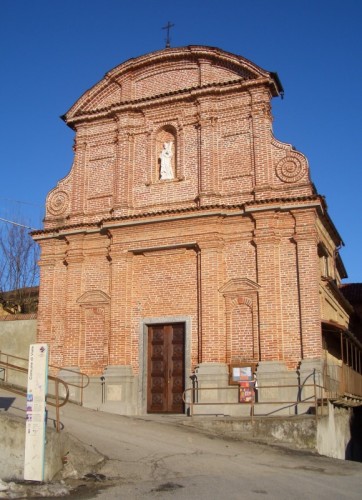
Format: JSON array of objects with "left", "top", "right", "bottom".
[{"left": 54, "top": 402, "right": 362, "bottom": 500}]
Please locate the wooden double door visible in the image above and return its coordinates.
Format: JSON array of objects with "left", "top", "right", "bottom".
[{"left": 147, "top": 323, "right": 185, "bottom": 413}]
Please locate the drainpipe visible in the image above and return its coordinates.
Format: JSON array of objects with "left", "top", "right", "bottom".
[
  {"left": 100, "top": 376, "right": 105, "bottom": 404},
  {"left": 190, "top": 373, "right": 198, "bottom": 403}
]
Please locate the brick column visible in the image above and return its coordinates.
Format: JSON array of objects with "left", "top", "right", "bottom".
[
  {"left": 108, "top": 246, "right": 130, "bottom": 366},
  {"left": 252, "top": 212, "right": 283, "bottom": 361},
  {"left": 114, "top": 116, "right": 134, "bottom": 209},
  {"left": 70, "top": 132, "right": 87, "bottom": 215},
  {"left": 292, "top": 209, "right": 322, "bottom": 359},
  {"left": 103, "top": 244, "right": 137, "bottom": 415},
  {"left": 193, "top": 237, "right": 229, "bottom": 407},
  {"left": 198, "top": 237, "right": 225, "bottom": 363},
  {"left": 63, "top": 234, "right": 85, "bottom": 368},
  {"left": 197, "top": 100, "right": 219, "bottom": 201},
  {"left": 36, "top": 255, "right": 55, "bottom": 347},
  {"left": 36, "top": 237, "right": 68, "bottom": 367},
  {"left": 249, "top": 88, "right": 274, "bottom": 199}
]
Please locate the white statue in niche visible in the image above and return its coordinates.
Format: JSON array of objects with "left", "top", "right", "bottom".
[{"left": 159, "top": 141, "right": 174, "bottom": 180}]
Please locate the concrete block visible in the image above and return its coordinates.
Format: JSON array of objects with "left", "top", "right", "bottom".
[{"left": 0, "top": 413, "right": 65, "bottom": 481}]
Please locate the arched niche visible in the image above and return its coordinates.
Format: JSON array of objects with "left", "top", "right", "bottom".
[{"left": 156, "top": 126, "right": 177, "bottom": 180}]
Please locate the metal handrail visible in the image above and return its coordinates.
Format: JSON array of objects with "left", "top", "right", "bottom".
[
  {"left": 183, "top": 380, "right": 326, "bottom": 422},
  {"left": 0, "top": 351, "right": 89, "bottom": 405},
  {"left": 0, "top": 352, "right": 89, "bottom": 432},
  {"left": 0, "top": 360, "right": 69, "bottom": 432}
]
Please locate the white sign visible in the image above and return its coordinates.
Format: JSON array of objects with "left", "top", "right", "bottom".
[{"left": 24, "top": 343, "right": 48, "bottom": 481}]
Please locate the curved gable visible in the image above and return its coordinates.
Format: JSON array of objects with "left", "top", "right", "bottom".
[{"left": 64, "top": 45, "right": 281, "bottom": 124}]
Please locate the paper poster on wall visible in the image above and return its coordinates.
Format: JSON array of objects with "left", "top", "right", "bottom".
[
  {"left": 24, "top": 343, "right": 48, "bottom": 481},
  {"left": 237, "top": 366, "right": 255, "bottom": 403}
]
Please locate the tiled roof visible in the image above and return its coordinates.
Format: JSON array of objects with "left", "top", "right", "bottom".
[{"left": 340, "top": 283, "right": 362, "bottom": 304}]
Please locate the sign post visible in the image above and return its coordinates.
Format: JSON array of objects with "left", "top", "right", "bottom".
[{"left": 24, "top": 343, "right": 48, "bottom": 481}]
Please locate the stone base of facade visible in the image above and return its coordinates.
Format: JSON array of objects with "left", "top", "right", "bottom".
[
  {"left": 192, "top": 363, "right": 239, "bottom": 415},
  {"left": 254, "top": 361, "right": 300, "bottom": 416},
  {"left": 297, "top": 358, "right": 325, "bottom": 414},
  {"left": 187, "top": 360, "right": 324, "bottom": 417},
  {"left": 57, "top": 360, "right": 325, "bottom": 417},
  {"left": 99, "top": 365, "right": 138, "bottom": 416},
  {"left": 58, "top": 365, "right": 138, "bottom": 414}
]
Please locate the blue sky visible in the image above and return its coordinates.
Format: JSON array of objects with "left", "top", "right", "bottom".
[{"left": 1, "top": 0, "right": 361, "bottom": 282}]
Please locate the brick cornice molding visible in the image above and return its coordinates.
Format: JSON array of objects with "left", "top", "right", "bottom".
[
  {"left": 34, "top": 197, "right": 324, "bottom": 238},
  {"left": 63, "top": 45, "right": 282, "bottom": 127}
]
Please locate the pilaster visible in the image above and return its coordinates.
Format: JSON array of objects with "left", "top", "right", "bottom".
[
  {"left": 252, "top": 212, "right": 283, "bottom": 361},
  {"left": 36, "top": 256, "right": 55, "bottom": 347},
  {"left": 108, "top": 243, "right": 131, "bottom": 366},
  {"left": 114, "top": 115, "right": 135, "bottom": 209},
  {"left": 100, "top": 365, "right": 137, "bottom": 415},
  {"left": 292, "top": 209, "right": 322, "bottom": 359},
  {"left": 197, "top": 99, "right": 219, "bottom": 201},
  {"left": 249, "top": 88, "right": 274, "bottom": 199},
  {"left": 63, "top": 234, "right": 85, "bottom": 367},
  {"left": 198, "top": 237, "right": 225, "bottom": 363},
  {"left": 71, "top": 130, "right": 87, "bottom": 215},
  {"left": 256, "top": 361, "right": 299, "bottom": 415}
]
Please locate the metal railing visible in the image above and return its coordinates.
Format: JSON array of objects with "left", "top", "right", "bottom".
[
  {"left": 183, "top": 380, "right": 326, "bottom": 422},
  {"left": 0, "top": 352, "right": 89, "bottom": 432}
]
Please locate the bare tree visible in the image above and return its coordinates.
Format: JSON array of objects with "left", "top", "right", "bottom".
[{"left": 0, "top": 219, "right": 39, "bottom": 314}]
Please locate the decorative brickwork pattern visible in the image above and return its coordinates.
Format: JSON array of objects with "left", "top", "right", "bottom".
[{"left": 33, "top": 46, "right": 348, "bottom": 413}]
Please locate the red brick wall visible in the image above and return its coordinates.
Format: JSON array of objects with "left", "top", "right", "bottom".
[{"left": 35, "top": 46, "right": 333, "bottom": 378}]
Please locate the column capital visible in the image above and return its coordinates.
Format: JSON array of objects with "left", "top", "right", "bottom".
[
  {"left": 292, "top": 231, "right": 319, "bottom": 245},
  {"left": 197, "top": 236, "right": 224, "bottom": 251},
  {"left": 253, "top": 234, "right": 281, "bottom": 246}
]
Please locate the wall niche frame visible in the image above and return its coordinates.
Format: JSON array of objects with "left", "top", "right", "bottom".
[
  {"left": 155, "top": 124, "right": 178, "bottom": 182},
  {"left": 219, "top": 278, "right": 260, "bottom": 366}
]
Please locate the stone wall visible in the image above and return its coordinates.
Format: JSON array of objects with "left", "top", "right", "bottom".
[{"left": 0, "top": 316, "right": 37, "bottom": 387}]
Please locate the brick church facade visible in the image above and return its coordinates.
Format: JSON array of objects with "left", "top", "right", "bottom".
[{"left": 33, "top": 46, "right": 354, "bottom": 415}]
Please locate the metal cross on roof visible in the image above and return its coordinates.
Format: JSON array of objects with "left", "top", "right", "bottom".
[{"left": 162, "top": 21, "right": 175, "bottom": 48}]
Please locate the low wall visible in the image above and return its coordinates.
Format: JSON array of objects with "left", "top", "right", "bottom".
[
  {"left": 184, "top": 405, "right": 361, "bottom": 461},
  {"left": 0, "top": 316, "right": 37, "bottom": 356},
  {"left": 183, "top": 415, "right": 318, "bottom": 449}
]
